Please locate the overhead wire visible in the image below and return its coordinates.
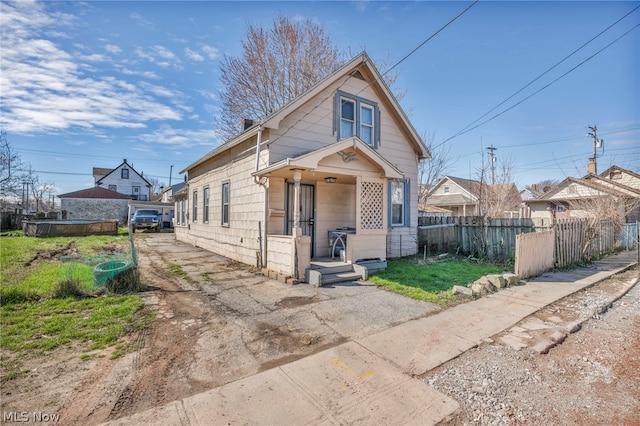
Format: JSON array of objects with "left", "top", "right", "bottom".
[
  {"left": 445, "top": 5, "right": 640, "bottom": 142},
  {"left": 435, "top": 6, "right": 640, "bottom": 149}
]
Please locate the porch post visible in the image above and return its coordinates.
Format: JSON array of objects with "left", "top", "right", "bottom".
[{"left": 292, "top": 169, "right": 302, "bottom": 234}]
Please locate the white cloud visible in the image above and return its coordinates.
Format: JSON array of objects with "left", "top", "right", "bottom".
[
  {"left": 0, "top": 1, "right": 182, "bottom": 134},
  {"left": 184, "top": 47, "right": 204, "bottom": 62},
  {"left": 137, "top": 125, "right": 219, "bottom": 149},
  {"left": 105, "top": 44, "right": 122, "bottom": 54},
  {"left": 129, "top": 11, "right": 153, "bottom": 28},
  {"left": 135, "top": 45, "right": 184, "bottom": 70},
  {"left": 201, "top": 44, "right": 219, "bottom": 60}
]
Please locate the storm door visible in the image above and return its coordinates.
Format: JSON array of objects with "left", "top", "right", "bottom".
[{"left": 286, "top": 182, "right": 315, "bottom": 256}]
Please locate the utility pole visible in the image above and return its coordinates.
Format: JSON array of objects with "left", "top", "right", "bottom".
[
  {"left": 487, "top": 144, "right": 497, "bottom": 184},
  {"left": 587, "top": 125, "right": 604, "bottom": 175},
  {"left": 169, "top": 165, "right": 173, "bottom": 187}
]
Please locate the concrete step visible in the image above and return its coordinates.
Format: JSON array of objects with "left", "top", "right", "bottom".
[
  {"left": 321, "top": 272, "right": 364, "bottom": 285},
  {"left": 306, "top": 265, "right": 366, "bottom": 287},
  {"left": 309, "top": 264, "right": 355, "bottom": 275}
]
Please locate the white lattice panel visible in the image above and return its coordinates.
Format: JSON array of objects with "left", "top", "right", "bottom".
[{"left": 361, "top": 181, "right": 383, "bottom": 229}]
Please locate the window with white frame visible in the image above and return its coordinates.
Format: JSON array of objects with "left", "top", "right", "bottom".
[
  {"left": 389, "top": 179, "right": 410, "bottom": 227},
  {"left": 335, "top": 91, "right": 379, "bottom": 147},
  {"left": 203, "top": 186, "right": 210, "bottom": 223},
  {"left": 180, "top": 198, "right": 186, "bottom": 225},
  {"left": 221, "top": 181, "right": 230, "bottom": 226},
  {"left": 443, "top": 186, "right": 450, "bottom": 194},
  {"left": 108, "top": 184, "right": 117, "bottom": 191},
  {"left": 192, "top": 189, "right": 198, "bottom": 222},
  {"left": 121, "top": 168, "right": 129, "bottom": 179}
]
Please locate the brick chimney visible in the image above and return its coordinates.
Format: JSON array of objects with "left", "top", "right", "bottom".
[
  {"left": 587, "top": 158, "right": 597, "bottom": 175},
  {"left": 242, "top": 118, "right": 254, "bottom": 130}
]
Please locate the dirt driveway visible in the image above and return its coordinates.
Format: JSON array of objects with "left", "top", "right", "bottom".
[{"left": 54, "top": 232, "right": 440, "bottom": 424}]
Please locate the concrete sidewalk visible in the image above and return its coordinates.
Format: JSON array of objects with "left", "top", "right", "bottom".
[{"left": 103, "top": 250, "right": 637, "bottom": 426}]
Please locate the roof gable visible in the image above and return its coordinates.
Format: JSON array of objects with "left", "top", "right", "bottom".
[
  {"left": 253, "top": 137, "right": 403, "bottom": 179},
  {"left": 97, "top": 160, "right": 151, "bottom": 186},
  {"left": 427, "top": 175, "right": 480, "bottom": 199},
  {"left": 182, "top": 52, "right": 429, "bottom": 174},
  {"left": 535, "top": 176, "right": 636, "bottom": 201}
]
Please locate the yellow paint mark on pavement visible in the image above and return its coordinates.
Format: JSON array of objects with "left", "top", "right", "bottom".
[{"left": 331, "top": 358, "right": 374, "bottom": 380}]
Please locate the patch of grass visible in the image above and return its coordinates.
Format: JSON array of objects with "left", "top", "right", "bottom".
[
  {"left": 167, "top": 263, "right": 198, "bottom": 287},
  {"left": 0, "top": 296, "right": 144, "bottom": 353},
  {"left": 0, "top": 232, "right": 148, "bottom": 382},
  {"left": 370, "top": 257, "right": 505, "bottom": 304}
]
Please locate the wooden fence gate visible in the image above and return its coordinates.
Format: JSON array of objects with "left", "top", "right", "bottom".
[{"left": 514, "top": 230, "right": 555, "bottom": 278}]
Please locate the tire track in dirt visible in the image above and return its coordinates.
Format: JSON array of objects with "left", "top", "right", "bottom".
[{"left": 60, "top": 236, "right": 216, "bottom": 425}]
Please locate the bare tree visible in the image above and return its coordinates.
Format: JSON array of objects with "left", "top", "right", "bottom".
[
  {"left": 485, "top": 157, "right": 520, "bottom": 218},
  {"left": 0, "top": 131, "right": 26, "bottom": 198},
  {"left": 418, "top": 132, "right": 452, "bottom": 206},
  {"left": 566, "top": 190, "right": 640, "bottom": 256},
  {"left": 216, "top": 15, "right": 343, "bottom": 140},
  {"left": 146, "top": 176, "right": 165, "bottom": 196}
]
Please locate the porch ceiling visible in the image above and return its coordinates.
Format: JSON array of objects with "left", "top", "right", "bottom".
[{"left": 253, "top": 137, "right": 404, "bottom": 181}]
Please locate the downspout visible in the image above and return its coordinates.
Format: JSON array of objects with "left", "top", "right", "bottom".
[{"left": 253, "top": 126, "right": 268, "bottom": 268}]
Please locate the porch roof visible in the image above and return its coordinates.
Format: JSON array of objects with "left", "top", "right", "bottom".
[{"left": 252, "top": 137, "right": 403, "bottom": 180}]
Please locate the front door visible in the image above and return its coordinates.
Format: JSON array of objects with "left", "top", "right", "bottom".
[{"left": 286, "top": 182, "right": 315, "bottom": 256}]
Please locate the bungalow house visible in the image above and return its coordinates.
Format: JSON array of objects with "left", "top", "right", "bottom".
[
  {"left": 176, "top": 52, "right": 430, "bottom": 282},
  {"left": 423, "top": 176, "right": 480, "bottom": 216},
  {"left": 93, "top": 159, "right": 152, "bottom": 201},
  {"left": 526, "top": 165, "right": 640, "bottom": 223}
]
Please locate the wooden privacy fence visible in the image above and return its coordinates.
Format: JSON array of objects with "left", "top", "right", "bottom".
[
  {"left": 417, "top": 216, "right": 538, "bottom": 261},
  {"left": 553, "top": 219, "right": 615, "bottom": 268},
  {"left": 419, "top": 216, "right": 629, "bottom": 274},
  {"left": 619, "top": 222, "right": 639, "bottom": 250},
  {"left": 514, "top": 230, "right": 555, "bottom": 278}
]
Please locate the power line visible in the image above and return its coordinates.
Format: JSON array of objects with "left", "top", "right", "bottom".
[
  {"left": 382, "top": 0, "right": 479, "bottom": 77},
  {"left": 447, "top": 5, "right": 640, "bottom": 141},
  {"left": 440, "top": 23, "right": 640, "bottom": 146},
  {"left": 436, "top": 15, "right": 640, "bottom": 149}
]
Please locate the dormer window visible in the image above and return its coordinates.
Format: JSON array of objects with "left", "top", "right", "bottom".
[
  {"left": 335, "top": 90, "right": 379, "bottom": 147},
  {"left": 121, "top": 168, "right": 129, "bottom": 179}
]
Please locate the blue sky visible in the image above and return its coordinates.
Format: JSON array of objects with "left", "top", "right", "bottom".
[{"left": 2, "top": 0, "right": 639, "bottom": 197}]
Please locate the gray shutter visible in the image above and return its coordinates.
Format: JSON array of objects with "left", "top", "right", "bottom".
[
  {"left": 333, "top": 92, "right": 339, "bottom": 139},
  {"left": 375, "top": 106, "right": 381, "bottom": 148}
]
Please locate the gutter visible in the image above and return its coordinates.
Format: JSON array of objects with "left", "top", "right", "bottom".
[{"left": 253, "top": 125, "right": 268, "bottom": 269}]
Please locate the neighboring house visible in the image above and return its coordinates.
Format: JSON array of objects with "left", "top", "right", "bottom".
[
  {"left": 176, "top": 52, "right": 430, "bottom": 280},
  {"left": 418, "top": 205, "right": 453, "bottom": 218},
  {"left": 58, "top": 187, "right": 131, "bottom": 223},
  {"left": 160, "top": 181, "right": 187, "bottom": 203},
  {"left": 526, "top": 165, "right": 640, "bottom": 223},
  {"left": 424, "top": 176, "right": 480, "bottom": 216},
  {"left": 598, "top": 165, "right": 640, "bottom": 191},
  {"left": 518, "top": 187, "right": 540, "bottom": 219},
  {"left": 425, "top": 176, "right": 521, "bottom": 217},
  {"left": 485, "top": 183, "right": 522, "bottom": 218},
  {"left": 94, "top": 159, "right": 152, "bottom": 201}
]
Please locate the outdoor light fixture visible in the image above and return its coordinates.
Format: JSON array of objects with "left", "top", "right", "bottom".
[{"left": 324, "top": 177, "right": 337, "bottom": 183}]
